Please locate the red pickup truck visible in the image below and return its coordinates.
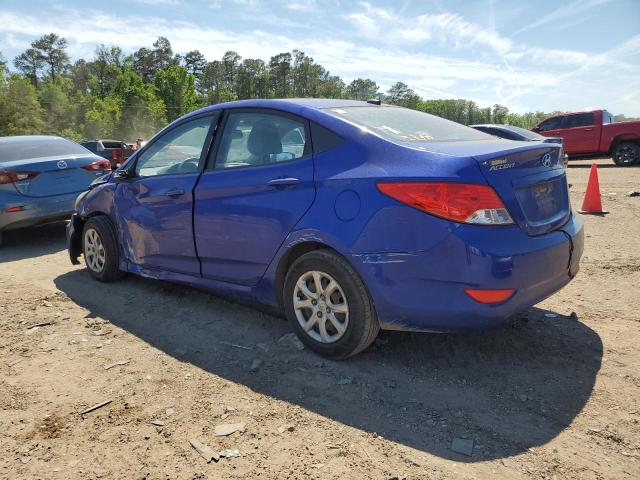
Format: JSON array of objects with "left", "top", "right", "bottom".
[{"left": 532, "top": 110, "right": 640, "bottom": 166}]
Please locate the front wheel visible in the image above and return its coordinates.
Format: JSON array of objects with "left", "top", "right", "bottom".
[
  {"left": 82, "top": 216, "right": 124, "bottom": 282},
  {"left": 612, "top": 142, "right": 640, "bottom": 166},
  {"left": 283, "top": 249, "right": 379, "bottom": 359}
]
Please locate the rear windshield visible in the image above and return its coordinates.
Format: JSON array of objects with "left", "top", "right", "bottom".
[
  {"left": 0, "top": 137, "right": 91, "bottom": 163},
  {"left": 502, "top": 125, "right": 544, "bottom": 140},
  {"left": 324, "top": 106, "right": 491, "bottom": 142}
]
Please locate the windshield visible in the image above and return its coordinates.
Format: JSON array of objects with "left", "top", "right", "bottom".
[
  {"left": 0, "top": 137, "right": 92, "bottom": 163},
  {"left": 324, "top": 106, "right": 492, "bottom": 142}
]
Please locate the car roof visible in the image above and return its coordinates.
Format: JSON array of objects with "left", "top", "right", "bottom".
[{"left": 183, "top": 98, "right": 379, "bottom": 119}]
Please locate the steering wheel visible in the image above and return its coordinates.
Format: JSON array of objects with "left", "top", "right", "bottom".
[{"left": 165, "top": 157, "right": 200, "bottom": 174}]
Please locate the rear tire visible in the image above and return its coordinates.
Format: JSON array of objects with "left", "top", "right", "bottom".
[
  {"left": 612, "top": 142, "right": 640, "bottom": 166},
  {"left": 283, "top": 249, "right": 379, "bottom": 359},
  {"left": 82, "top": 216, "right": 124, "bottom": 282}
]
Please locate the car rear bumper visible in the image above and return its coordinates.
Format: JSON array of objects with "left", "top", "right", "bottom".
[
  {"left": 0, "top": 192, "right": 79, "bottom": 233},
  {"left": 350, "top": 212, "right": 584, "bottom": 332}
]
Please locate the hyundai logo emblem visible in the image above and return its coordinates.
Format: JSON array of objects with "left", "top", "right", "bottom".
[
  {"left": 57, "top": 160, "right": 67, "bottom": 169},
  {"left": 541, "top": 153, "right": 552, "bottom": 168}
]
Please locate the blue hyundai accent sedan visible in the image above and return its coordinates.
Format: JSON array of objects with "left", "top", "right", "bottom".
[{"left": 67, "top": 99, "right": 584, "bottom": 358}]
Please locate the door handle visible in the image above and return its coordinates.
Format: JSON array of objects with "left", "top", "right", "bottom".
[
  {"left": 583, "top": 128, "right": 593, "bottom": 131},
  {"left": 165, "top": 188, "right": 185, "bottom": 197},
  {"left": 266, "top": 177, "right": 300, "bottom": 187}
]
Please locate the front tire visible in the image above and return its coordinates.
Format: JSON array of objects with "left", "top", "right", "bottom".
[
  {"left": 82, "top": 216, "right": 124, "bottom": 282},
  {"left": 283, "top": 249, "right": 379, "bottom": 359},
  {"left": 612, "top": 142, "right": 640, "bottom": 166}
]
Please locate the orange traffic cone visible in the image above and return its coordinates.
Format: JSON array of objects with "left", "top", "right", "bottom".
[{"left": 579, "top": 163, "right": 607, "bottom": 214}]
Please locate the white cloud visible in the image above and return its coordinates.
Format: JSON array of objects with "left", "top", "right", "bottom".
[
  {"left": 0, "top": 5, "right": 637, "bottom": 115},
  {"left": 515, "top": 0, "right": 612, "bottom": 34},
  {"left": 286, "top": 0, "right": 316, "bottom": 11}
]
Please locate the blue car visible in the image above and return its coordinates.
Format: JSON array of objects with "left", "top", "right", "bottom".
[
  {"left": 67, "top": 99, "right": 584, "bottom": 358},
  {"left": 1, "top": 135, "right": 112, "bottom": 245}
]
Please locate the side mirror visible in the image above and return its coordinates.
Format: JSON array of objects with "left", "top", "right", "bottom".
[
  {"left": 113, "top": 168, "right": 135, "bottom": 181},
  {"left": 532, "top": 126, "right": 541, "bottom": 133}
]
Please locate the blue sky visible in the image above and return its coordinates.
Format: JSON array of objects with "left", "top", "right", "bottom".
[{"left": 1, "top": 0, "right": 639, "bottom": 115}]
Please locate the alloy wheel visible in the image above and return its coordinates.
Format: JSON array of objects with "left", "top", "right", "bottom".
[
  {"left": 84, "top": 228, "right": 106, "bottom": 273},
  {"left": 293, "top": 270, "right": 349, "bottom": 343},
  {"left": 615, "top": 145, "right": 638, "bottom": 165}
]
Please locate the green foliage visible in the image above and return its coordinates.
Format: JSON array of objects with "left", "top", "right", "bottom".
[
  {"left": 154, "top": 66, "right": 198, "bottom": 122},
  {"left": 32, "top": 33, "right": 70, "bottom": 81},
  {"left": 0, "top": 74, "right": 45, "bottom": 135},
  {"left": 14, "top": 48, "right": 46, "bottom": 86},
  {"left": 3, "top": 35, "right": 615, "bottom": 143},
  {"left": 347, "top": 78, "right": 379, "bottom": 101}
]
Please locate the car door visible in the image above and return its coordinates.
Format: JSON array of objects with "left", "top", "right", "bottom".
[
  {"left": 557, "top": 112, "right": 597, "bottom": 154},
  {"left": 115, "top": 113, "right": 217, "bottom": 276},
  {"left": 193, "top": 108, "right": 315, "bottom": 286}
]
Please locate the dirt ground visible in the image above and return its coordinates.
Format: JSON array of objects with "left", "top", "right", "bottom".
[{"left": 1, "top": 157, "right": 639, "bottom": 480}]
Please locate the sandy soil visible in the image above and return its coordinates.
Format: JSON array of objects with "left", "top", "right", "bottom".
[{"left": 1, "top": 158, "right": 639, "bottom": 480}]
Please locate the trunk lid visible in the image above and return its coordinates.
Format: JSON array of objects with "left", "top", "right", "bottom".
[
  {"left": 404, "top": 140, "right": 570, "bottom": 236},
  {"left": 2, "top": 154, "right": 107, "bottom": 198}
]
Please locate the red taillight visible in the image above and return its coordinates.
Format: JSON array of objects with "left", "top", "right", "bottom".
[
  {"left": 377, "top": 181, "right": 513, "bottom": 225},
  {"left": 82, "top": 159, "right": 112, "bottom": 171},
  {"left": 465, "top": 289, "right": 515, "bottom": 304},
  {"left": 111, "top": 150, "right": 118, "bottom": 160},
  {"left": 0, "top": 171, "right": 40, "bottom": 185},
  {"left": 4, "top": 205, "right": 25, "bottom": 213}
]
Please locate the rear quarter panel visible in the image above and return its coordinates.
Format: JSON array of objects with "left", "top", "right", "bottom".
[{"left": 601, "top": 121, "right": 640, "bottom": 152}]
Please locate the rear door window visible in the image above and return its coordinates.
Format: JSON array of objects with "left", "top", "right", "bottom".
[
  {"left": 214, "top": 111, "right": 309, "bottom": 169},
  {"left": 563, "top": 113, "right": 595, "bottom": 129},
  {"left": 310, "top": 122, "right": 344, "bottom": 153}
]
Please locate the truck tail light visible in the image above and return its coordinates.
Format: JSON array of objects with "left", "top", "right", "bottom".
[{"left": 376, "top": 181, "right": 514, "bottom": 225}]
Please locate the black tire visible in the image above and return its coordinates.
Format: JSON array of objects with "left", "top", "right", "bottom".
[
  {"left": 612, "top": 142, "right": 640, "bottom": 166},
  {"left": 82, "top": 216, "right": 124, "bottom": 282},
  {"left": 283, "top": 249, "right": 379, "bottom": 359}
]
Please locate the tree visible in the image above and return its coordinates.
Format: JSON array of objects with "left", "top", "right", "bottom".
[
  {"left": 0, "top": 75, "right": 45, "bottom": 135},
  {"left": 90, "top": 45, "right": 124, "bottom": 99},
  {"left": 347, "top": 78, "right": 379, "bottom": 100},
  {"left": 268, "top": 52, "right": 292, "bottom": 98},
  {"left": 32, "top": 33, "right": 70, "bottom": 81},
  {"left": 184, "top": 50, "right": 206, "bottom": 78},
  {"left": 492, "top": 104, "right": 509, "bottom": 124},
  {"left": 14, "top": 48, "right": 46, "bottom": 86},
  {"left": 154, "top": 66, "right": 198, "bottom": 122},
  {"left": 221, "top": 51, "right": 241, "bottom": 95},
  {"left": 39, "top": 78, "right": 75, "bottom": 134},
  {"left": 236, "top": 58, "right": 268, "bottom": 99},
  {"left": 386, "top": 81, "right": 419, "bottom": 109},
  {"left": 152, "top": 37, "right": 179, "bottom": 70},
  {"left": 133, "top": 37, "right": 180, "bottom": 82},
  {"left": 317, "top": 75, "right": 345, "bottom": 99},
  {"left": 133, "top": 47, "right": 155, "bottom": 82},
  {"left": 114, "top": 70, "right": 166, "bottom": 139}
]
